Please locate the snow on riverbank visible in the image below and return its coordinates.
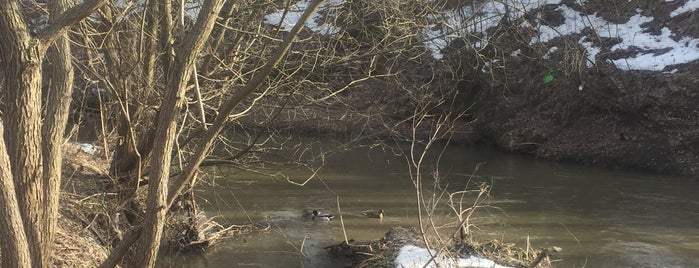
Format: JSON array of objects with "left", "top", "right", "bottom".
[
  {"left": 425, "top": 0, "right": 699, "bottom": 71},
  {"left": 264, "top": 0, "right": 699, "bottom": 72},
  {"left": 395, "top": 245, "right": 512, "bottom": 268},
  {"left": 264, "top": 0, "right": 343, "bottom": 35},
  {"left": 68, "top": 142, "right": 102, "bottom": 156}
]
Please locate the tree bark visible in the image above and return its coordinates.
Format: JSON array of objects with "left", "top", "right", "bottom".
[
  {"left": 42, "top": 0, "right": 75, "bottom": 265},
  {"left": 0, "top": 122, "right": 32, "bottom": 268},
  {"left": 0, "top": 2, "right": 48, "bottom": 266}
]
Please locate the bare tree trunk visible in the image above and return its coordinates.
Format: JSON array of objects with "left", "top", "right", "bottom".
[
  {"left": 42, "top": 0, "right": 75, "bottom": 264},
  {"left": 159, "top": 0, "right": 175, "bottom": 74},
  {"left": 102, "top": 4, "right": 138, "bottom": 181},
  {"left": 132, "top": 1, "right": 225, "bottom": 267},
  {"left": 0, "top": 122, "right": 32, "bottom": 267},
  {"left": 0, "top": 3, "right": 48, "bottom": 266}
]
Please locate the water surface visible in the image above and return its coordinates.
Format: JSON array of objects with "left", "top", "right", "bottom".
[{"left": 159, "top": 143, "right": 699, "bottom": 268}]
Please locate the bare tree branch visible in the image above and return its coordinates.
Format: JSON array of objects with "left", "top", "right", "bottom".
[
  {"left": 37, "top": 0, "right": 108, "bottom": 47},
  {"left": 166, "top": 0, "right": 325, "bottom": 207}
]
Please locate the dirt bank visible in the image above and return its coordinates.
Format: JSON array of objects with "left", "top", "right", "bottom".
[
  {"left": 468, "top": 62, "right": 699, "bottom": 176},
  {"left": 452, "top": 0, "right": 699, "bottom": 176}
]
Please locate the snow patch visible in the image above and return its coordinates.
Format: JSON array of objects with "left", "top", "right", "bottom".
[
  {"left": 543, "top": 46, "right": 558, "bottom": 59},
  {"left": 72, "top": 143, "right": 102, "bottom": 156},
  {"left": 579, "top": 36, "right": 601, "bottom": 67},
  {"left": 425, "top": 1, "right": 699, "bottom": 71},
  {"left": 424, "top": 0, "right": 562, "bottom": 59},
  {"left": 511, "top": 49, "right": 522, "bottom": 57},
  {"left": 670, "top": 0, "right": 699, "bottom": 17},
  {"left": 531, "top": 5, "right": 588, "bottom": 44},
  {"left": 535, "top": 7, "right": 699, "bottom": 71},
  {"left": 394, "top": 245, "right": 512, "bottom": 268},
  {"left": 264, "top": 0, "right": 343, "bottom": 35},
  {"left": 260, "top": 0, "right": 699, "bottom": 71}
]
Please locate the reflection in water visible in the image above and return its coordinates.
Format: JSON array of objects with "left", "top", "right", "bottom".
[{"left": 159, "top": 143, "right": 699, "bottom": 268}]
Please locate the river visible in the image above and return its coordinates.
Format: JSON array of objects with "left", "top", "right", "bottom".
[{"left": 158, "top": 142, "right": 699, "bottom": 268}]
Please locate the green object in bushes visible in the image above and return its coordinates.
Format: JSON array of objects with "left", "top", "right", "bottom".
[{"left": 543, "top": 70, "right": 554, "bottom": 83}]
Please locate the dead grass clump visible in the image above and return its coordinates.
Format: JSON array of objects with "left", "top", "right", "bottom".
[
  {"left": 464, "top": 239, "right": 559, "bottom": 268},
  {"left": 326, "top": 226, "right": 560, "bottom": 268},
  {"left": 53, "top": 214, "right": 109, "bottom": 267},
  {"left": 326, "top": 227, "right": 422, "bottom": 268}
]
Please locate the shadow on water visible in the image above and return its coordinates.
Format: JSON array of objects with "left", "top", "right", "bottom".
[{"left": 158, "top": 143, "right": 699, "bottom": 268}]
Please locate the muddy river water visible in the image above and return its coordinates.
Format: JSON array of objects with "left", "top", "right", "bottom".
[{"left": 159, "top": 143, "right": 699, "bottom": 268}]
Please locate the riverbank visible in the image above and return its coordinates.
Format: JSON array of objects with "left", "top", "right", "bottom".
[
  {"left": 438, "top": 0, "right": 699, "bottom": 177},
  {"left": 262, "top": 0, "right": 699, "bottom": 177},
  {"left": 263, "top": 62, "right": 699, "bottom": 177},
  {"left": 469, "top": 62, "right": 699, "bottom": 176}
]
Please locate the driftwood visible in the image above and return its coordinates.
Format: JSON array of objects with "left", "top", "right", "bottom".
[{"left": 166, "top": 192, "right": 270, "bottom": 252}]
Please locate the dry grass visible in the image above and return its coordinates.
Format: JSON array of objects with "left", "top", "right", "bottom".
[
  {"left": 53, "top": 215, "right": 109, "bottom": 267},
  {"left": 54, "top": 143, "right": 113, "bottom": 267}
]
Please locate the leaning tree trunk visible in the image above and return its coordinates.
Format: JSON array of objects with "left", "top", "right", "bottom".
[
  {"left": 132, "top": 0, "right": 225, "bottom": 267},
  {"left": 0, "top": 123, "right": 33, "bottom": 267}
]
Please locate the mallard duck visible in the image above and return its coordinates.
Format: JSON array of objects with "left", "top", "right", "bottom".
[
  {"left": 312, "top": 210, "right": 334, "bottom": 220},
  {"left": 363, "top": 209, "right": 384, "bottom": 219}
]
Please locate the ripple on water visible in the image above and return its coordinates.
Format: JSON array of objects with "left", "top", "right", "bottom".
[{"left": 603, "top": 241, "right": 690, "bottom": 268}]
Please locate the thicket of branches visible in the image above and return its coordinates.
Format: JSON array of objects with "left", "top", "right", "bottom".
[{"left": 0, "top": 0, "right": 482, "bottom": 267}]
